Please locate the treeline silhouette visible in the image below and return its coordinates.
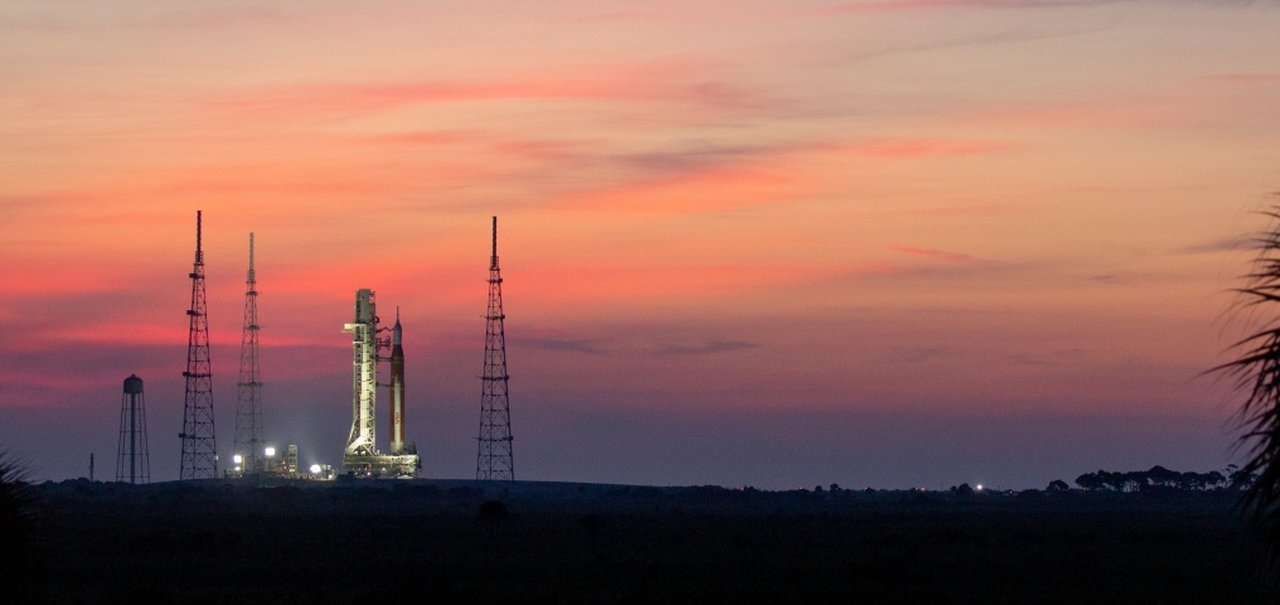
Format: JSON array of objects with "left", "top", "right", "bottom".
[{"left": 1073, "top": 465, "right": 1256, "bottom": 493}]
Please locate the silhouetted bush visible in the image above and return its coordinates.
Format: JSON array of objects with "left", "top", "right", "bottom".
[
  {"left": 0, "top": 453, "right": 45, "bottom": 601},
  {"left": 477, "top": 500, "right": 510, "bottom": 523}
]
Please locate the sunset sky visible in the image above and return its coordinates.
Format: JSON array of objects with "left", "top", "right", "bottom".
[{"left": 3, "top": 1, "right": 1280, "bottom": 488}]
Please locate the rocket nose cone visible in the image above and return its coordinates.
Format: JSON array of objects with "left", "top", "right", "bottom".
[{"left": 392, "top": 306, "right": 403, "bottom": 345}]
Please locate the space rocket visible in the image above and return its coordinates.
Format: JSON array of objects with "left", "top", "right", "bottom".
[{"left": 389, "top": 308, "right": 406, "bottom": 455}]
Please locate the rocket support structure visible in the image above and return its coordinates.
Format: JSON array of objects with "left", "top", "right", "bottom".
[
  {"left": 341, "top": 289, "right": 419, "bottom": 478},
  {"left": 343, "top": 289, "right": 378, "bottom": 457}
]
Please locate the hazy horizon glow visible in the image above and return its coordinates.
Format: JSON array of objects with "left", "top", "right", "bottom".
[{"left": 3, "top": 1, "right": 1279, "bottom": 488}]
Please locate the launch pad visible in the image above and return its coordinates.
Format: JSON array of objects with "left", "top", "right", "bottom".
[
  {"left": 342, "top": 289, "right": 420, "bottom": 478},
  {"left": 340, "top": 453, "right": 420, "bottom": 478},
  {"left": 163, "top": 214, "right": 518, "bottom": 484}
]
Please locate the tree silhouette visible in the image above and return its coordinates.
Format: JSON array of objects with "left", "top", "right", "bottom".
[
  {"left": 1214, "top": 205, "right": 1280, "bottom": 567},
  {"left": 477, "top": 499, "right": 509, "bottom": 521},
  {"left": 477, "top": 499, "right": 510, "bottom": 539}
]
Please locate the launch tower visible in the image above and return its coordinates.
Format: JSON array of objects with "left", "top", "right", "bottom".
[
  {"left": 233, "top": 233, "right": 264, "bottom": 476},
  {"left": 179, "top": 210, "right": 218, "bottom": 480},
  {"left": 345, "top": 289, "right": 378, "bottom": 458},
  {"left": 476, "top": 216, "right": 515, "bottom": 480}
]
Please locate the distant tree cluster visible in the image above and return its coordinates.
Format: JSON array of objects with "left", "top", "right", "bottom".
[
  {"left": 1073, "top": 465, "right": 1255, "bottom": 493},
  {"left": 949, "top": 483, "right": 976, "bottom": 496}
]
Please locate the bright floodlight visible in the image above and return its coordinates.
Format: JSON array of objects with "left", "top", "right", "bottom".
[
  {"left": 265, "top": 446, "right": 276, "bottom": 457},
  {"left": 232, "top": 454, "right": 243, "bottom": 464},
  {"left": 309, "top": 464, "right": 322, "bottom": 475}
]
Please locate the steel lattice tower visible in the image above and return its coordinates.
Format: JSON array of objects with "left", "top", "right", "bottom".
[
  {"left": 233, "top": 232, "right": 263, "bottom": 475},
  {"left": 179, "top": 210, "right": 218, "bottom": 480},
  {"left": 115, "top": 374, "right": 150, "bottom": 484},
  {"left": 477, "top": 216, "right": 514, "bottom": 480}
]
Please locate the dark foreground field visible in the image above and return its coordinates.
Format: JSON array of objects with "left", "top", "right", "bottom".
[{"left": 21, "top": 480, "right": 1280, "bottom": 603}]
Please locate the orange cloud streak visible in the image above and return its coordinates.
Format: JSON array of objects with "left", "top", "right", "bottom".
[
  {"left": 553, "top": 164, "right": 805, "bottom": 214},
  {"left": 834, "top": 138, "right": 1016, "bottom": 158},
  {"left": 206, "top": 58, "right": 765, "bottom": 121},
  {"left": 886, "top": 244, "right": 976, "bottom": 263},
  {"left": 516, "top": 263, "right": 830, "bottom": 306},
  {"left": 546, "top": 136, "right": 1012, "bottom": 214}
]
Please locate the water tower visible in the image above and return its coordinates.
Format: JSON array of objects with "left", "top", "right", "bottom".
[{"left": 115, "top": 374, "right": 150, "bottom": 484}]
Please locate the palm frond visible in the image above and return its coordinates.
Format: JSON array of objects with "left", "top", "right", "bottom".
[
  {"left": 0, "top": 451, "right": 45, "bottom": 599},
  {"left": 1216, "top": 204, "right": 1280, "bottom": 569}
]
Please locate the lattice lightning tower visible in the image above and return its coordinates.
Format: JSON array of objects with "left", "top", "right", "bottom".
[
  {"left": 476, "top": 216, "right": 514, "bottom": 480},
  {"left": 179, "top": 210, "right": 218, "bottom": 479},
  {"left": 234, "top": 232, "right": 264, "bottom": 475}
]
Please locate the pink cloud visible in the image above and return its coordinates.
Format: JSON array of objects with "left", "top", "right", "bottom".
[
  {"left": 0, "top": 264, "right": 137, "bottom": 296},
  {"left": 492, "top": 139, "right": 594, "bottom": 163},
  {"left": 957, "top": 97, "right": 1200, "bottom": 131},
  {"left": 846, "top": 260, "right": 935, "bottom": 277},
  {"left": 37, "top": 161, "right": 492, "bottom": 215},
  {"left": 0, "top": 367, "right": 116, "bottom": 392},
  {"left": 38, "top": 323, "right": 194, "bottom": 348},
  {"left": 817, "top": 0, "right": 1112, "bottom": 14},
  {"left": 819, "top": 0, "right": 983, "bottom": 13},
  {"left": 832, "top": 137, "right": 1016, "bottom": 158},
  {"left": 207, "top": 58, "right": 767, "bottom": 121},
  {"left": 516, "top": 263, "right": 831, "bottom": 306},
  {"left": 136, "top": 165, "right": 395, "bottom": 197},
  {"left": 887, "top": 244, "right": 976, "bottom": 263},
  {"left": 551, "top": 163, "right": 806, "bottom": 214},
  {"left": 544, "top": 136, "right": 1012, "bottom": 215},
  {"left": 357, "top": 130, "right": 478, "bottom": 146},
  {"left": 865, "top": 204, "right": 1013, "bottom": 219}
]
